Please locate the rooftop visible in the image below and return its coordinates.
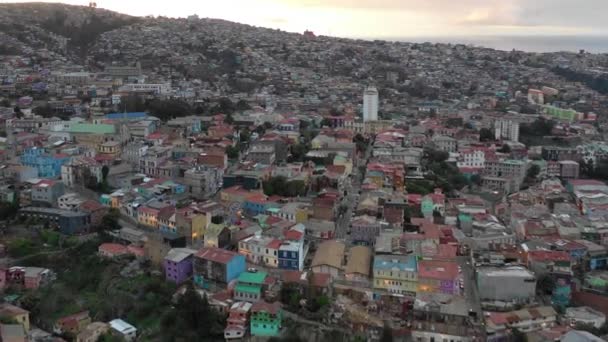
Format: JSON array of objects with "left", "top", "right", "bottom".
[{"left": 237, "top": 271, "right": 268, "bottom": 285}]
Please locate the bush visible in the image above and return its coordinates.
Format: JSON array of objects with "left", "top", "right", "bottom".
[{"left": 8, "top": 239, "right": 36, "bottom": 258}]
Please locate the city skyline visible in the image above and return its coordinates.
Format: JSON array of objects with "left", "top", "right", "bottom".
[{"left": 2, "top": 0, "right": 607, "bottom": 39}]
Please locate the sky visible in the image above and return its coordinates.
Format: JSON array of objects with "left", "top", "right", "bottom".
[{"left": 2, "top": 0, "right": 607, "bottom": 39}]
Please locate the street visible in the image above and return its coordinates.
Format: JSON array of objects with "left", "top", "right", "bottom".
[{"left": 334, "top": 141, "right": 372, "bottom": 241}]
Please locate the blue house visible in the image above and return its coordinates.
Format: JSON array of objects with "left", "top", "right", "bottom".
[
  {"left": 223, "top": 174, "right": 262, "bottom": 190},
  {"left": 243, "top": 194, "right": 277, "bottom": 217},
  {"left": 278, "top": 224, "right": 305, "bottom": 271},
  {"left": 20, "top": 147, "right": 70, "bottom": 178},
  {"left": 105, "top": 112, "right": 148, "bottom": 120},
  {"left": 19, "top": 207, "right": 91, "bottom": 235},
  {"left": 194, "top": 247, "right": 246, "bottom": 286},
  {"left": 577, "top": 239, "right": 608, "bottom": 270}
]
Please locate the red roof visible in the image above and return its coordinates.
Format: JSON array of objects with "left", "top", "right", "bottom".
[
  {"left": 246, "top": 193, "right": 268, "bottom": 204},
  {"left": 527, "top": 250, "right": 570, "bottom": 262},
  {"left": 196, "top": 247, "right": 240, "bottom": 264},
  {"left": 417, "top": 260, "right": 459, "bottom": 281},
  {"left": 98, "top": 243, "right": 128, "bottom": 256},
  {"left": 284, "top": 230, "right": 304, "bottom": 241},
  {"left": 79, "top": 200, "right": 104, "bottom": 212},
  {"left": 266, "top": 239, "right": 283, "bottom": 249},
  {"left": 251, "top": 301, "right": 281, "bottom": 315},
  {"left": 281, "top": 270, "right": 306, "bottom": 284}
]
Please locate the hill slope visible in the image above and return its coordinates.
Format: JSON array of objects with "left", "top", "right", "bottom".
[{"left": 0, "top": 2, "right": 139, "bottom": 61}]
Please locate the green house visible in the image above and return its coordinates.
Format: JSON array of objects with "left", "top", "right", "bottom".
[
  {"left": 250, "top": 301, "right": 282, "bottom": 337},
  {"left": 421, "top": 197, "right": 434, "bottom": 217},
  {"left": 234, "top": 271, "right": 267, "bottom": 302}
]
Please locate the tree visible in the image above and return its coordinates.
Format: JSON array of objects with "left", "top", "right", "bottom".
[
  {"left": 427, "top": 149, "right": 449, "bottom": 163},
  {"left": 102, "top": 165, "right": 109, "bottom": 182},
  {"left": 537, "top": 274, "right": 555, "bottom": 294},
  {"left": 239, "top": 128, "right": 251, "bottom": 143},
  {"left": 290, "top": 143, "right": 309, "bottom": 162},
  {"left": 498, "top": 144, "right": 511, "bottom": 153},
  {"left": 510, "top": 328, "right": 528, "bottom": 342},
  {"left": 380, "top": 323, "right": 393, "bottom": 342},
  {"left": 100, "top": 208, "right": 121, "bottom": 231},
  {"left": 526, "top": 164, "right": 540, "bottom": 181},
  {"left": 225, "top": 145, "right": 239, "bottom": 159},
  {"left": 160, "top": 283, "right": 225, "bottom": 340},
  {"left": 147, "top": 99, "right": 193, "bottom": 121},
  {"left": 479, "top": 128, "right": 495, "bottom": 142},
  {"left": 212, "top": 97, "right": 235, "bottom": 115},
  {"left": 235, "top": 99, "right": 251, "bottom": 111},
  {"left": 224, "top": 113, "right": 234, "bottom": 125},
  {"left": 470, "top": 174, "right": 482, "bottom": 186},
  {"left": 320, "top": 118, "right": 332, "bottom": 127}
]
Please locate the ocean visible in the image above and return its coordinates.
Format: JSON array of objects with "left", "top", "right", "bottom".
[{"left": 391, "top": 36, "right": 608, "bottom": 54}]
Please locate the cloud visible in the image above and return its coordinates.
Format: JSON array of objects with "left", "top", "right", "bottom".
[
  {"left": 272, "top": 0, "right": 608, "bottom": 32},
  {"left": 266, "top": 17, "right": 289, "bottom": 24}
]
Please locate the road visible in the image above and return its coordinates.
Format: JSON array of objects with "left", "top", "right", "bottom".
[
  {"left": 457, "top": 252, "right": 486, "bottom": 341},
  {"left": 334, "top": 141, "right": 372, "bottom": 241}
]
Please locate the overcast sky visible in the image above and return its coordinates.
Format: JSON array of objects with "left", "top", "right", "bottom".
[{"left": 2, "top": 0, "right": 605, "bottom": 38}]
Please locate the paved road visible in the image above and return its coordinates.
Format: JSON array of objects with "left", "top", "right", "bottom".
[
  {"left": 457, "top": 252, "right": 486, "bottom": 341},
  {"left": 334, "top": 143, "right": 371, "bottom": 241}
]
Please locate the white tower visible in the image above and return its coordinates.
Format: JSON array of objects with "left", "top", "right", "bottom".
[{"left": 363, "top": 86, "right": 378, "bottom": 122}]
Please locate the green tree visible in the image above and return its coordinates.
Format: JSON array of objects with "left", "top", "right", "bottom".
[
  {"left": 235, "top": 99, "right": 251, "bottom": 111},
  {"left": 498, "top": 144, "right": 511, "bottom": 153},
  {"left": 224, "top": 113, "right": 234, "bottom": 125},
  {"left": 100, "top": 208, "right": 121, "bottom": 231},
  {"left": 511, "top": 328, "right": 528, "bottom": 342},
  {"left": 102, "top": 165, "right": 110, "bottom": 182},
  {"left": 380, "top": 323, "right": 393, "bottom": 342},
  {"left": 225, "top": 145, "right": 239, "bottom": 159},
  {"left": 470, "top": 174, "right": 482, "bottom": 186},
  {"left": 537, "top": 274, "right": 555, "bottom": 295},
  {"left": 160, "top": 283, "right": 225, "bottom": 340},
  {"left": 290, "top": 143, "right": 309, "bottom": 162},
  {"left": 526, "top": 164, "right": 541, "bottom": 180},
  {"left": 239, "top": 128, "right": 251, "bottom": 143},
  {"left": 147, "top": 99, "right": 193, "bottom": 121},
  {"left": 479, "top": 128, "right": 495, "bottom": 142}
]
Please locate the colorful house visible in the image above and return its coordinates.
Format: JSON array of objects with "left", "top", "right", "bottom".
[
  {"left": 54, "top": 311, "right": 91, "bottom": 336},
  {"left": 204, "top": 223, "right": 231, "bottom": 249},
  {"left": 243, "top": 194, "right": 277, "bottom": 217},
  {"left": 417, "top": 260, "right": 459, "bottom": 295},
  {"left": 20, "top": 147, "right": 70, "bottom": 178},
  {"left": 194, "top": 248, "right": 246, "bottom": 286},
  {"left": 250, "top": 301, "right": 282, "bottom": 337},
  {"left": 224, "top": 301, "right": 252, "bottom": 340},
  {"left": 373, "top": 255, "right": 418, "bottom": 296},
  {"left": 278, "top": 224, "right": 305, "bottom": 271},
  {"left": 164, "top": 248, "right": 197, "bottom": 284},
  {"left": 0, "top": 304, "right": 29, "bottom": 332},
  {"left": 234, "top": 271, "right": 268, "bottom": 303}
]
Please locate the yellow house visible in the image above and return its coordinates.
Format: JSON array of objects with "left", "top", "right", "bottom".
[
  {"left": 191, "top": 213, "right": 207, "bottom": 242},
  {"left": 366, "top": 170, "right": 385, "bottom": 188},
  {"left": 0, "top": 304, "right": 30, "bottom": 332},
  {"left": 373, "top": 255, "right": 418, "bottom": 296},
  {"left": 333, "top": 155, "right": 353, "bottom": 175},
  {"left": 295, "top": 207, "right": 309, "bottom": 224},
  {"left": 97, "top": 140, "right": 121, "bottom": 158}
]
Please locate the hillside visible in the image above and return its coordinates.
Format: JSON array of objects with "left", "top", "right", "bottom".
[{"left": 0, "top": 2, "right": 139, "bottom": 61}]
